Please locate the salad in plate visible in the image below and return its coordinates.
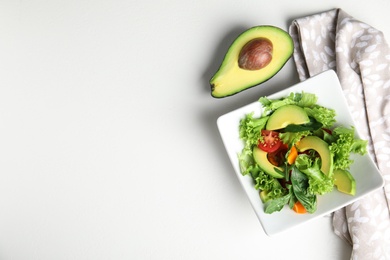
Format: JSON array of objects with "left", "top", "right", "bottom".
[{"left": 238, "top": 91, "right": 368, "bottom": 214}]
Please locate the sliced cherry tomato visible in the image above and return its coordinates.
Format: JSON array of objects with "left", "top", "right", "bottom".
[{"left": 258, "top": 130, "right": 282, "bottom": 153}]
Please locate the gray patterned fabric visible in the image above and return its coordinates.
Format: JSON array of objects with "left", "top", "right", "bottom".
[{"left": 289, "top": 8, "right": 390, "bottom": 260}]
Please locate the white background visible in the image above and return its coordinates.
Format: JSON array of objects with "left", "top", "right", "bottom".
[{"left": 0, "top": 1, "right": 389, "bottom": 259}]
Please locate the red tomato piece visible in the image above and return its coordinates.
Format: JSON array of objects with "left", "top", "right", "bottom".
[{"left": 258, "top": 130, "right": 282, "bottom": 153}]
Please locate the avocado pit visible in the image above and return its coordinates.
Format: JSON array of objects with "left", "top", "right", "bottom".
[
  {"left": 238, "top": 38, "right": 273, "bottom": 70},
  {"left": 209, "top": 25, "right": 294, "bottom": 98}
]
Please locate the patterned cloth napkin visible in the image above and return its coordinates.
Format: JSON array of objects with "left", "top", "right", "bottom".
[{"left": 289, "top": 8, "right": 390, "bottom": 259}]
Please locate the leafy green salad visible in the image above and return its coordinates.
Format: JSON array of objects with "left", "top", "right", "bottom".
[{"left": 238, "top": 92, "right": 367, "bottom": 214}]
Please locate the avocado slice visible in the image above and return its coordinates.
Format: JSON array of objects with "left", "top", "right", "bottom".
[
  {"left": 266, "top": 105, "right": 310, "bottom": 130},
  {"left": 253, "top": 146, "right": 284, "bottom": 178},
  {"left": 334, "top": 169, "right": 356, "bottom": 195},
  {"left": 210, "top": 26, "right": 294, "bottom": 98},
  {"left": 296, "top": 136, "right": 334, "bottom": 176},
  {"left": 259, "top": 190, "right": 271, "bottom": 203}
]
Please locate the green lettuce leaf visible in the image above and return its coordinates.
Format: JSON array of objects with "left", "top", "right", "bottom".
[
  {"left": 239, "top": 112, "right": 268, "bottom": 147},
  {"left": 329, "top": 126, "right": 367, "bottom": 170},
  {"left": 294, "top": 155, "right": 334, "bottom": 195},
  {"left": 304, "top": 105, "right": 336, "bottom": 128},
  {"left": 296, "top": 92, "right": 318, "bottom": 107},
  {"left": 279, "top": 131, "right": 310, "bottom": 147},
  {"left": 259, "top": 91, "right": 318, "bottom": 116},
  {"left": 238, "top": 112, "right": 269, "bottom": 176}
]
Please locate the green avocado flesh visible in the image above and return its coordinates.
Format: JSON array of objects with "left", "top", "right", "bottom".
[
  {"left": 333, "top": 169, "right": 356, "bottom": 195},
  {"left": 253, "top": 146, "right": 284, "bottom": 178},
  {"left": 210, "top": 26, "right": 294, "bottom": 98},
  {"left": 266, "top": 105, "right": 310, "bottom": 130},
  {"left": 296, "top": 136, "right": 333, "bottom": 176}
]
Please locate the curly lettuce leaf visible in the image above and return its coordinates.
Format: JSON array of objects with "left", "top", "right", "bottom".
[
  {"left": 259, "top": 91, "right": 318, "bottom": 116},
  {"left": 296, "top": 92, "right": 318, "bottom": 107},
  {"left": 304, "top": 105, "right": 336, "bottom": 128},
  {"left": 238, "top": 112, "right": 269, "bottom": 176},
  {"left": 239, "top": 112, "right": 268, "bottom": 147},
  {"left": 329, "top": 126, "right": 368, "bottom": 170},
  {"left": 238, "top": 147, "right": 254, "bottom": 176},
  {"left": 294, "top": 155, "right": 334, "bottom": 195},
  {"left": 255, "top": 172, "right": 286, "bottom": 198}
]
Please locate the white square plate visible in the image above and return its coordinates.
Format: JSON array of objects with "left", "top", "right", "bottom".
[{"left": 217, "top": 70, "right": 384, "bottom": 236}]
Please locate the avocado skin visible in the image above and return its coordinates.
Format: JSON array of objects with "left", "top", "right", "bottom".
[{"left": 210, "top": 25, "right": 294, "bottom": 98}]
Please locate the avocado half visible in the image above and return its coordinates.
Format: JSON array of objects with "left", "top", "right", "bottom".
[{"left": 210, "top": 26, "right": 294, "bottom": 98}]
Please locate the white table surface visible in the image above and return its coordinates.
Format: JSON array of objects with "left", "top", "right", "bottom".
[{"left": 1, "top": 1, "right": 389, "bottom": 259}]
